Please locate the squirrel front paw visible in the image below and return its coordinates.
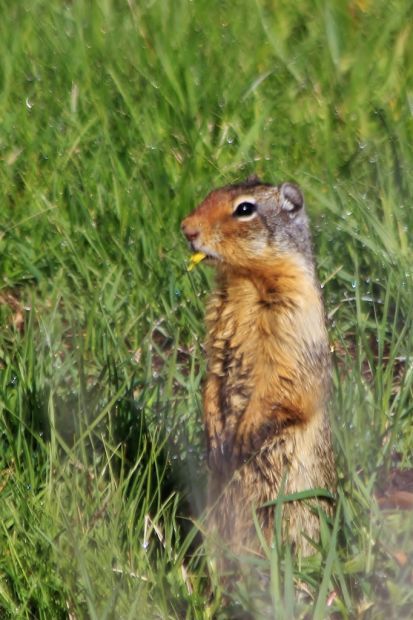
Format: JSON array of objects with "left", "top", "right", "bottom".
[
  {"left": 207, "top": 417, "right": 286, "bottom": 473},
  {"left": 208, "top": 421, "right": 261, "bottom": 471},
  {"left": 207, "top": 433, "right": 234, "bottom": 476},
  {"left": 231, "top": 417, "right": 285, "bottom": 467}
]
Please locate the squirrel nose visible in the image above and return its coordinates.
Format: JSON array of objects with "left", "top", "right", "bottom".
[{"left": 181, "top": 221, "right": 200, "bottom": 243}]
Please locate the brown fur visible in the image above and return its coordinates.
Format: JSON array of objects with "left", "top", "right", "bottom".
[{"left": 181, "top": 179, "right": 336, "bottom": 561}]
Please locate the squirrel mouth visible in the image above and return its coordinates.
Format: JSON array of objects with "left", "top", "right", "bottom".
[{"left": 187, "top": 251, "right": 219, "bottom": 271}]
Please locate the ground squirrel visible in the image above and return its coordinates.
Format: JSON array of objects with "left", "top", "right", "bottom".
[{"left": 181, "top": 176, "right": 336, "bottom": 561}]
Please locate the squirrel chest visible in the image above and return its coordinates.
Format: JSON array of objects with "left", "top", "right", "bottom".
[{"left": 204, "top": 265, "right": 330, "bottom": 470}]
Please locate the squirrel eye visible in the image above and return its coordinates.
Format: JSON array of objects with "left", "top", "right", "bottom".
[{"left": 233, "top": 202, "right": 256, "bottom": 218}]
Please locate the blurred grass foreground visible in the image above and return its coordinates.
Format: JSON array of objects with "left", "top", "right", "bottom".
[{"left": 1, "top": 1, "right": 413, "bottom": 618}]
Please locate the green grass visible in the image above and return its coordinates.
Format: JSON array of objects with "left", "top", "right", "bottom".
[{"left": 1, "top": 0, "right": 413, "bottom": 617}]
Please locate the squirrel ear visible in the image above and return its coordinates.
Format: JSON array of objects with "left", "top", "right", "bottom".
[{"left": 280, "top": 183, "right": 304, "bottom": 213}]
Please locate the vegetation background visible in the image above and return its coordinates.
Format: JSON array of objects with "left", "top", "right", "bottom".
[{"left": 0, "top": 0, "right": 412, "bottom": 618}]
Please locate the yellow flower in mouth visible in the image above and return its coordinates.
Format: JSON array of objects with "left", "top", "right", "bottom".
[{"left": 187, "top": 252, "right": 206, "bottom": 271}]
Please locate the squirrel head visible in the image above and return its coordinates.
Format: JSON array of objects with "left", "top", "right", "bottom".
[{"left": 181, "top": 178, "right": 314, "bottom": 274}]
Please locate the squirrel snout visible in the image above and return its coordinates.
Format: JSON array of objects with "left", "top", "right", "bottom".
[{"left": 181, "top": 220, "right": 200, "bottom": 243}]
